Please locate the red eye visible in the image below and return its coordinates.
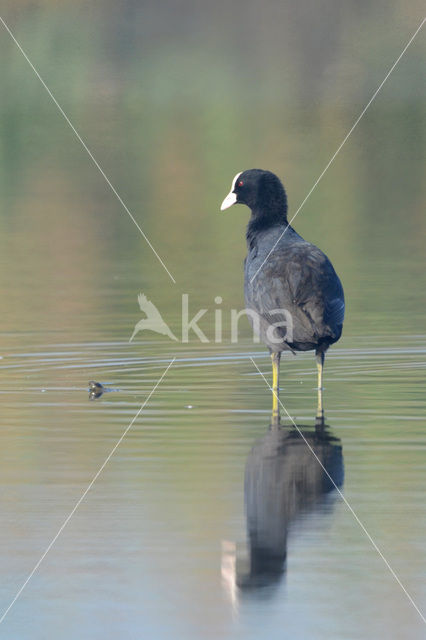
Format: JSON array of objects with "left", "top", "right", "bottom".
[{"left": 238, "top": 180, "right": 244, "bottom": 187}]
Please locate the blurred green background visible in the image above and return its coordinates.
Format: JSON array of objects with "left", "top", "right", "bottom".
[{"left": 0, "top": 0, "right": 425, "bottom": 342}]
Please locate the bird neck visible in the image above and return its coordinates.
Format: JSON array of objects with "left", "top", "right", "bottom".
[{"left": 246, "top": 203, "right": 288, "bottom": 248}]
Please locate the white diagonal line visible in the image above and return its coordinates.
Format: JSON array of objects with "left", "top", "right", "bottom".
[
  {"left": 250, "top": 17, "right": 426, "bottom": 283},
  {"left": 0, "top": 357, "right": 176, "bottom": 626},
  {"left": 0, "top": 16, "right": 176, "bottom": 284},
  {"left": 250, "top": 356, "right": 426, "bottom": 625}
]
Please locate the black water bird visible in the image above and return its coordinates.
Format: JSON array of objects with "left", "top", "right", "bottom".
[{"left": 221, "top": 169, "right": 345, "bottom": 422}]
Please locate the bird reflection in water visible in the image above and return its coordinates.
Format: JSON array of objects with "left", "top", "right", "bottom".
[{"left": 222, "top": 419, "right": 343, "bottom": 604}]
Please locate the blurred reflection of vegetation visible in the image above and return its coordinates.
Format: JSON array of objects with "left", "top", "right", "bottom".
[{"left": 0, "top": 1, "right": 425, "bottom": 339}]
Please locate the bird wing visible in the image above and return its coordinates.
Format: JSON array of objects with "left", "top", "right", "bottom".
[
  {"left": 247, "top": 242, "right": 344, "bottom": 344},
  {"left": 136, "top": 294, "right": 178, "bottom": 341},
  {"left": 138, "top": 293, "right": 164, "bottom": 322}
]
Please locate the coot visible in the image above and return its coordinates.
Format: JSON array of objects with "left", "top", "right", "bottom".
[{"left": 221, "top": 169, "right": 345, "bottom": 423}]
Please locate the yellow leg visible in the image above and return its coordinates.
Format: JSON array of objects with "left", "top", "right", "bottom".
[
  {"left": 271, "top": 352, "right": 281, "bottom": 424},
  {"left": 316, "top": 351, "right": 324, "bottom": 423}
]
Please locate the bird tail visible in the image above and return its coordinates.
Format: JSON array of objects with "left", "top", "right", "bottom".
[{"left": 166, "top": 328, "right": 179, "bottom": 342}]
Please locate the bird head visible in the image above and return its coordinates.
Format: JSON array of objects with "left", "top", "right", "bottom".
[{"left": 220, "top": 169, "right": 288, "bottom": 222}]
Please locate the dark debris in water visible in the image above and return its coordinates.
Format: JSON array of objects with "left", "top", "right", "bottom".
[
  {"left": 88, "top": 381, "right": 120, "bottom": 400},
  {"left": 88, "top": 380, "right": 105, "bottom": 400}
]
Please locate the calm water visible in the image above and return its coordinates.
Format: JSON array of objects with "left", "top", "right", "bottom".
[{"left": 0, "top": 2, "right": 425, "bottom": 638}]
